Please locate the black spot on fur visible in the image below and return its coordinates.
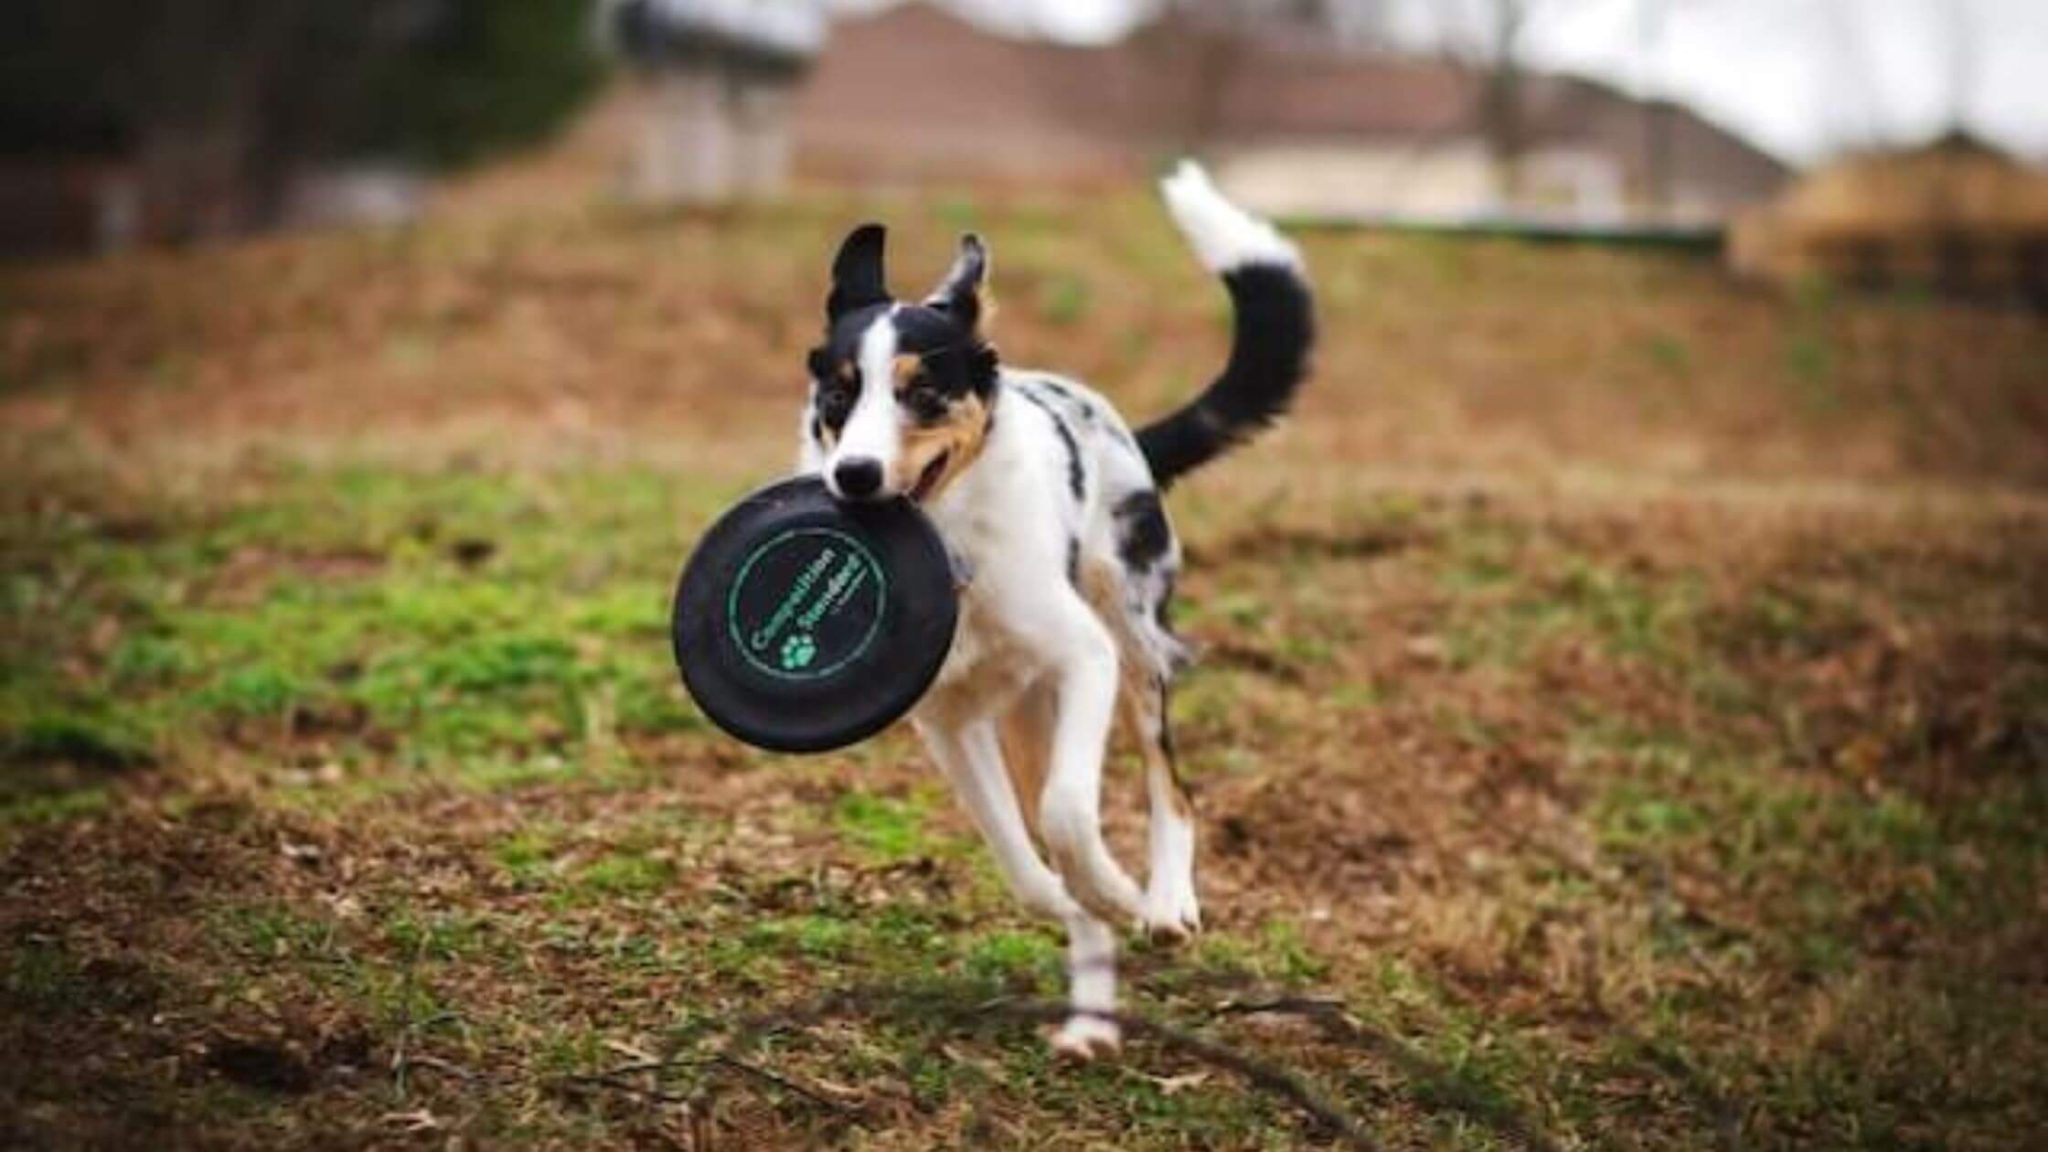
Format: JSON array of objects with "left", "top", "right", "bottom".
[
  {"left": 1114, "top": 490, "right": 1171, "bottom": 573},
  {"left": 1066, "top": 536, "right": 1080, "bottom": 585},
  {"left": 1029, "top": 376, "right": 1103, "bottom": 426},
  {"left": 1056, "top": 422, "right": 1085, "bottom": 501},
  {"left": 1016, "top": 386, "right": 1085, "bottom": 502},
  {"left": 1152, "top": 573, "right": 1181, "bottom": 642},
  {"left": 1137, "top": 262, "right": 1313, "bottom": 489}
]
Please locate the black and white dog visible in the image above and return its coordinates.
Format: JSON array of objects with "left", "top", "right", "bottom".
[{"left": 798, "top": 162, "right": 1313, "bottom": 1058}]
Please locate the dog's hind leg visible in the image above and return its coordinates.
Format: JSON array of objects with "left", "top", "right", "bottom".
[
  {"left": 918, "top": 715, "right": 1122, "bottom": 1059},
  {"left": 1122, "top": 675, "right": 1201, "bottom": 944}
]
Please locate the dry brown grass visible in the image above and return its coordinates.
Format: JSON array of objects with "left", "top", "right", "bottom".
[{"left": 3, "top": 190, "right": 2044, "bottom": 1150}]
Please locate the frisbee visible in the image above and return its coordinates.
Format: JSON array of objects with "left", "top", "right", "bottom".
[{"left": 671, "top": 476, "right": 959, "bottom": 753}]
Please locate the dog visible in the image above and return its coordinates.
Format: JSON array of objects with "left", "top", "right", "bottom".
[{"left": 798, "top": 162, "right": 1313, "bottom": 1058}]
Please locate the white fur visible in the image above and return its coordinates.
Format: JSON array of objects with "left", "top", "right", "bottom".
[
  {"left": 821, "top": 310, "right": 904, "bottom": 498},
  {"left": 1159, "top": 160, "right": 1301, "bottom": 273},
  {"left": 789, "top": 167, "right": 1307, "bottom": 1057}
]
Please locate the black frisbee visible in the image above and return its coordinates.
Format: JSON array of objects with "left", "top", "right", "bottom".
[{"left": 671, "top": 476, "right": 959, "bottom": 753}]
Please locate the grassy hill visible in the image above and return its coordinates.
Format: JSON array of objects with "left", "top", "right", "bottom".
[{"left": 3, "top": 192, "right": 2044, "bottom": 1150}]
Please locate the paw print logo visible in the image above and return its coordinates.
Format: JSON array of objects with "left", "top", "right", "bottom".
[{"left": 779, "top": 632, "right": 818, "bottom": 672}]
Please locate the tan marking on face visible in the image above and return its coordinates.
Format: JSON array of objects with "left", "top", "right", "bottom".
[
  {"left": 891, "top": 391, "right": 991, "bottom": 500},
  {"left": 890, "top": 354, "right": 929, "bottom": 396}
]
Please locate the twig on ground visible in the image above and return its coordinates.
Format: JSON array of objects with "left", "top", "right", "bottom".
[
  {"left": 404, "top": 1054, "right": 477, "bottom": 1082},
  {"left": 559, "top": 1053, "right": 856, "bottom": 1118},
  {"left": 1209, "top": 994, "right": 1563, "bottom": 1152},
  {"left": 710, "top": 1054, "right": 860, "bottom": 1114},
  {"left": 558, "top": 1070, "right": 695, "bottom": 1106},
  {"left": 390, "top": 937, "right": 420, "bottom": 1102},
  {"left": 560, "top": 982, "right": 1589, "bottom": 1152},
  {"left": 701, "top": 985, "right": 1387, "bottom": 1151},
  {"left": 978, "top": 998, "right": 1385, "bottom": 1152}
]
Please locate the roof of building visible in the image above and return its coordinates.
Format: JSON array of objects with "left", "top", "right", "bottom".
[
  {"left": 792, "top": 2, "right": 1787, "bottom": 198},
  {"left": 605, "top": 0, "right": 827, "bottom": 76}
]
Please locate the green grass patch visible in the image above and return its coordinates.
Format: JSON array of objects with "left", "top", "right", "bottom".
[
  {"left": 570, "top": 848, "right": 677, "bottom": 899},
  {"left": 212, "top": 903, "right": 349, "bottom": 965},
  {"left": 832, "top": 791, "right": 937, "bottom": 861},
  {"left": 2, "top": 940, "right": 95, "bottom": 1013},
  {"left": 492, "top": 827, "right": 564, "bottom": 888},
  {"left": 0, "top": 785, "right": 112, "bottom": 828},
  {"left": 2, "top": 461, "right": 739, "bottom": 816}
]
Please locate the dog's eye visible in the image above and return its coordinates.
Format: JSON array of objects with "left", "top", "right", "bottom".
[
  {"left": 903, "top": 381, "right": 949, "bottom": 423},
  {"left": 816, "top": 383, "right": 856, "bottom": 423}
]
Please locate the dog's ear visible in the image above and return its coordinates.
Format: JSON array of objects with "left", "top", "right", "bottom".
[
  {"left": 924, "top": 233, "right": 989, "bottom": 330},
  {"left": 827, "top": 223, "right": 890, "bottom": 325}
]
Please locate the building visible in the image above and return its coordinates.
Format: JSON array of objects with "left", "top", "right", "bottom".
[
  {"left": 600, "top": 0, "right": 827, "bottom": 202},
  {"left": 790, "top": 3, "right": 1789, "bottom": 226}
]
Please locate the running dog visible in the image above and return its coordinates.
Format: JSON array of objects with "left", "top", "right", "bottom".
[{"left": 798, "top": 162, "right": 1314, "bottom": 1058}]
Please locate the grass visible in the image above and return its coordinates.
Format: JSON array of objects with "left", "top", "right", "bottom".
[{"left": 2, "top": 186, "right": 2044, "bottom": 1150}]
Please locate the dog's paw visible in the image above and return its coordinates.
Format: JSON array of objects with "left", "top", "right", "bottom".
[
  {"left": 1049, "top": 1015, "right": 1122, "bottom": 1062},
  {"left": 1041, "top": 810, "right": 1145, "bottom": 925},
  {"left": 1140, "top": 885, "right": 1202, "bottom": 947},
  {"left": 1065, "top": 866, "right": 1145, "bottom": 927}
]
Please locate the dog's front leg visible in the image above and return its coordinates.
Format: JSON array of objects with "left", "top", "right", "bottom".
[
  {"left": 916, "top": 718, "right": 1122, "bottom": 1058},
  {"left": 917, "top": 718, "right": 1075, "bottom": 921},
  {"left": 1033, "top": 603, "right": 1146, "bottom": 928}
]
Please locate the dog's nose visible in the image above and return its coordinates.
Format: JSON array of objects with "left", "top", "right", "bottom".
[{"left": 831, "top": 457, "right": 885, "bottom": 500}]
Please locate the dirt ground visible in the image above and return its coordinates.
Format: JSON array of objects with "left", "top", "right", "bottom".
[{"left": 3, "top": 189, "right": 2044, "bottom": 1151}]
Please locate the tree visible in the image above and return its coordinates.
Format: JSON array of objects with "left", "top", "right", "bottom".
[
  {"left": 1139, "top": 0, "right": 1396, "bottom": 150},
  {"left": 1476, "top": 0, "right": 1531, "bottom": 203},
  {"left": 354, "top": 0, "right": 606, "bottom": 170},
  {"left": 1398, "top": 0, "right": 1540, "bottom": 206},
  {"left": 1, "top": 0, "right": 601, "bottom": 241}
]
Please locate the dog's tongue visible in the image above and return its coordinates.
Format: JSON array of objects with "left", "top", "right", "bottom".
[{"left": 910, "top": 453, "right": 950, "bottom": 503}]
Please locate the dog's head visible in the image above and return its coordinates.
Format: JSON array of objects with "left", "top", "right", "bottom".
[{"left": 805, "top": 224, "right": 999, "bottom": 504}]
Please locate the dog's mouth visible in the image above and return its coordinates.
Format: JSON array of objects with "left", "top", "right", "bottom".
[{"left": 908, "top": 453, "right": 951, "bottom": 504}]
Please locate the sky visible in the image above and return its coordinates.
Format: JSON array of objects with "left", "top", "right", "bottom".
[{"left": 836, "top": 0, "right": 2048, "bottom": 164}]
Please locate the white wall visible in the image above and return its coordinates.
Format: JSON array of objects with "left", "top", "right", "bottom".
[{"left": 1214, "top": 141, "right": 1639, "bottom": 225}]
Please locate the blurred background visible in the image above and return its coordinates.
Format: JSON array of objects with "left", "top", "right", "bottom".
[
  {"left": 4, "top": 7, "right": 2047, "bottom": 1149},
  {"left": 4, "top": 0, "right": 2046, "bottom": 298}
]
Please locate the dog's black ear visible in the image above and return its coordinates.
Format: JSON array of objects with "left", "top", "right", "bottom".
[
  {"left": 827, "top": 223, "right": 890, "bottom": 325},
  {"left": 924, "top": 233, "right": 989, "bottom": 330}
]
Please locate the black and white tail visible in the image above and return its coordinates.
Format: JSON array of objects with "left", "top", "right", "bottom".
[{"left": 1138, "top": 161, "right": 1315, "bottom": 490}]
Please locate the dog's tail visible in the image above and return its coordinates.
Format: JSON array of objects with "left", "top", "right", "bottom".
[{"left": 1138, "top": 161, "right": 1315, "bottom": 490}]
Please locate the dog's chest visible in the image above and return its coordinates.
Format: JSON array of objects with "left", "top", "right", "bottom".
[
  {"left": 926, "top": 585, "right": 1035, "bottom": 704},
  {"left": 914, "top": 461, "right": 1063, "bottom": 717}
]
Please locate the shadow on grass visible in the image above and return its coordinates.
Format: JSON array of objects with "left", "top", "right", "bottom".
[{"left": 553, "top": 974, "right": 1585, "bottom": 1152}]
